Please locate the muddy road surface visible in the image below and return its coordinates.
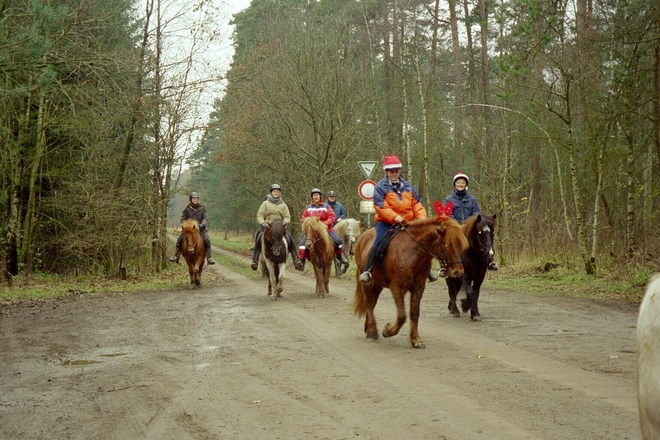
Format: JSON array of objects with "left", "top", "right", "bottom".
[{"left": 1, "top": 250, "right": 641, "bottom": 439}]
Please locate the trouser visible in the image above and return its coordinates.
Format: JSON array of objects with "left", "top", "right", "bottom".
[
  {"left": 252, "top": 225, "right": 298, "bottom": 261},
  {"left": 362, "top": 221, "right": 394, "bottom": 273}
]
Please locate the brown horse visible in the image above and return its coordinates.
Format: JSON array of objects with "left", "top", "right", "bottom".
[
  {"left": 333, "top": 218, "right": 361, "bottom": 278},
  {"left": 181, "top": 219, "right": 206, "bottom": 288},
  {"left": 302, "top": 216, "right": 334, "bottom": 298},
  {"left": 260, "top": 219, "right": 287, "bottom": 300},
  {"left": 352, "top": 215, "right": 468, "bottom": 348}
]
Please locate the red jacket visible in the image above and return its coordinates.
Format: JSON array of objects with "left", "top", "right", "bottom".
[{"left": 301, "top": 200, "right": 336, "bottom": 232}]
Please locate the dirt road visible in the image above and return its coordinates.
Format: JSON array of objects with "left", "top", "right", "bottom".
[{"left": 0, "top": 249, "right": 641, "bottom": 439}]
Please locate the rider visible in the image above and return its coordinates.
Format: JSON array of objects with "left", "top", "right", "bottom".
[
  {"left": 250, "top": 184, "right": 304, "bottom": 271},
  {"left": 298, "top": 188, "right": 349, "bottom": 267},
  {"left": 326, "top": 190, "right": 346, "bottom": 226},
  {"left": 169, "top": 192, "right": 216, "bottom": 265},
  {"left": 358, "top": 155, "right": 437, "bottom": 284},
  {"left": 438, "top": 172, "right": 499, "bottom": 277}
]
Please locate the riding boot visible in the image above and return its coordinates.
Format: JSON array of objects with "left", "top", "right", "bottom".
[
  {"left": 438, "top": 267, "right": 447, "bottom": 278},
  {"left": 169, "top": 249, "right": 180, "bottom": 264},
  {"left": 427, "top": 269, "right": 438, "bottom": 282},
  {"left": 488, "top": 257, "right": 499, "bottom": 271},
  {"left": 291, "top": 251, "right": 304, "bottom": 271},
  {"left": 337, "top": 249, "right": 349, "bottom": 265},
  {"left": 251, "top": 247, "right": 260, "bottom": 271},
  {"left": 207, "top": 251, "right": 216, "bottom": 265},
  {"left": 359, "top": 245, "right": 379, "bottom": 284}
]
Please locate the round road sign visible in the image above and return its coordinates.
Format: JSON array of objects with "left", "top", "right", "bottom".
[{"left": 358, "top": 180, "right": 376, "bottom": 200}]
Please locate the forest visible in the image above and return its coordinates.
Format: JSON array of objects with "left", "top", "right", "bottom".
[{"left": 2, "top": 0, "right": 660, "bottom": 284}]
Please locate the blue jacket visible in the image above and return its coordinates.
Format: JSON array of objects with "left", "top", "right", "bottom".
[
  {"left": 327, "top": 201, "right": 347, "bottom": 225},
  {"left": 445, "top": 189, "right": 480, "bottom": 223}
]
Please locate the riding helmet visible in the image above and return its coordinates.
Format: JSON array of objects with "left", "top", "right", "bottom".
[
  {"left": 327, "top": 190, "right": 337, "bottom": 197},
  {"left": 452, "top": 173, "right": 469, "bottom": 187},
  {"left": 189, "top": 191, "right": 199, "bottom": 200},
  {"left": 310, "top": 188, "right": 322, "bottom": 197},
  {"left": 270, "top": 183, "right": 281, "bottom": 192}
]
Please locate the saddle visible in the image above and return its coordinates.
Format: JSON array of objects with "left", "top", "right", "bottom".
[{"left": 375, "top": 224, "right": 403, "bottom": 283}]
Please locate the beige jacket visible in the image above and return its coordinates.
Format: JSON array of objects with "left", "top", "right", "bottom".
[{"left": 257, "top": 197, "right": 292, "bottom": 225}]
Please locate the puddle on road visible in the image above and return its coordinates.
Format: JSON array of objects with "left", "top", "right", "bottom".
[{"left": 60, "top": 359, "right": 102, "bottom": 366}]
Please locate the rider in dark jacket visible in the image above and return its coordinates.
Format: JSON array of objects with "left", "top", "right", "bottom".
[
  {"left": 326, "top": 191, "right": 347, "bottom": 226},
  {"left": 439, "top": 173, "right": 498, "bottom": 276},
  {"left": 169, "top": 192, "right": 216, "bottom": 265}
]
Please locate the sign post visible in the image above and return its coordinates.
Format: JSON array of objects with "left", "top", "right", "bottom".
[{"left": 358, "top": 179, "right": 377, "bottom": 228}]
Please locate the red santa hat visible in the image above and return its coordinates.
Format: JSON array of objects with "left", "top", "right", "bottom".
[{"left": 383, "top": 155, "right": 403, "bottom": 170}]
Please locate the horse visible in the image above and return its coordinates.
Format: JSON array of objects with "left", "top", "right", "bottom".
[
  {"left": 333, "top": 218, "right": 361, "bottom": 278},
  {"left": 260, "top": 219, "right": 287, "bottom": 300},
  {"left": 637, "top": 274, "right": 660, "bottom": 440},
  {"left": 180, "top": 219, "right": 206, "bottom": 288},
  {"left": 302, "top": 216, "right": 335, "bottom": 298},
  {"left": 446, "top": 214, "right": 497, "bottom": 321},
  {"left": 351, "top": 211, "right": 468, "bottom": 348}
]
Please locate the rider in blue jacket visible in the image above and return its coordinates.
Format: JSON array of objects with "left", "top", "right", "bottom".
[
  {"left": 439, "top": 173, "right": 498, "bottom": 276},
  {"left": 326, "top": 190, "right": 347, "bottom": 226}
]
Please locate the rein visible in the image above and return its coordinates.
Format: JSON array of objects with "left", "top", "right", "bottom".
[{"left": 401, "top": 224, "right": 461, "bottom": 268}]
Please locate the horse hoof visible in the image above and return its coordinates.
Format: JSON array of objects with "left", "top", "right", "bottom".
[
  {"left": 366, "top": 332, "right": 378, "bottom": 340},
  {"left": 451, "top": 312, "right": 461, "bottom": 318},
  {"left": 412, "top": 342, "right": 426, "bottom": 349},
  {"left": 317, "top": 294, "right": 325, "bottom": 299},
  {"left": 471, "top": 315, "right": 482, "bottom": 322},
  {"left": 271, "top": 296, "right": 277, "bottom": 301}
]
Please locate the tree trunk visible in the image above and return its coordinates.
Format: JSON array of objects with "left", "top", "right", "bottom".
[{"left": 448, "top": 0, "right": 462, "bottom": 150}]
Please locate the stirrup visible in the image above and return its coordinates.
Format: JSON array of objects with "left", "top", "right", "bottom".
[
  {"left": 293, "top": 258, "right": 304, "bottom": 271},
  {"left": 250, "top": 259, "right": 258, "bottom": 270},
  {"left": 359, "top": 271, "right": 372, "bottom": 284},
  {"left": 169, "top": 255, "right": 179, "bottom": 264}
]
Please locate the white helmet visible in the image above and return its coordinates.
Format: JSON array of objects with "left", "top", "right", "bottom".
[{"left": 452, "top": 173, "right": 469, "bottom": 187}]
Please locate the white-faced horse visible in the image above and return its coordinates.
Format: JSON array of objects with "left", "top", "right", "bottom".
[{"left": 637, "top": 274, "right": 660, "bottom": 439}]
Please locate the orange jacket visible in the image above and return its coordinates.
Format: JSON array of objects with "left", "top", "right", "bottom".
[{"left": 373, "top": 176, "right": 427, "bottom": 223}]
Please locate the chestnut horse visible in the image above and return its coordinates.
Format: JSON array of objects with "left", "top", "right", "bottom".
[
  {"left": 333, "top": 218, "right": 361, "bottom": 278},
  {"left": 181, "top": 219, "right": 206, "bottom": 288},
  {"left": 352, "top": 213, "right": 468, "bottom": 348},
  {"left": 260, "top": 219, "right": 287, "bottom": 300},
  {"left": 302, "top": 216, "right": 334, "bottom": 298},
  {"left": 446, "top": 214, "right": 497, "bottom": 321}
]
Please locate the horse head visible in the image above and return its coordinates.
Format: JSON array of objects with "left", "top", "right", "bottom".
[
  {"left": 435, "top": 217, "right": 468, "bottom": 278},
  {"left": 302, "top": 217, "right": 326, "bottom": 251},
  {"left": 264, "top": 220, "right": 286, "bottom": 257},
  {"left": 467, "top": 214, "right": 497, "bottom": 258},
  {"left": 181, "top": 219, "right": 201, "bottom": 255}
]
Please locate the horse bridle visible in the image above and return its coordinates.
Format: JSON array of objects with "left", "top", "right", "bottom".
[{"left": 401, "top": 224, "right": 462, "bottom": 269}]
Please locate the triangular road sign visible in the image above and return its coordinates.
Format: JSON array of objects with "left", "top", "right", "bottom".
[{"left": 358, "top": 161, "right": 379, "bottom": 180}]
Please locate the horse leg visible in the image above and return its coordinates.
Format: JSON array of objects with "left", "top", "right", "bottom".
[
  {"left": 408, "top": 287, "right": 425, "bottom": 349},
  {"left": 334, "top": 256, "right": 342, "bottom": 279},
  {"left": 324, "top": 263, "right": 331, "bottom": 295},
  {"left": 362, "top": 284, "right": 382, "bottom": 339},
  {"left": 275, "top": 263, "right": 284, "bottom": 297},
  {"left": 382, "top": 287, "right": 407, "bottom": 339},
  {"left": 313, "top": 264, "right": 325, "bottom": 298},
  {"left": 467, "top": 271, "right": 486, "bottom": 321},
  {"left": 446, "top": 278, "right": 461, "bottom": 317}
]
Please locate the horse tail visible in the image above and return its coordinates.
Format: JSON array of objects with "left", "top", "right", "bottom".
[{"left": 351, "top": 273, "right": 368, "bottom": 318}]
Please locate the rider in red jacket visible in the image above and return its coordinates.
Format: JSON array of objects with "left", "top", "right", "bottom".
[{"left": 298, "top": 188, "right": 349, "bottom": 266}]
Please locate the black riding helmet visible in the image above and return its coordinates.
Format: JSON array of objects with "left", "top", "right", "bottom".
[
  {"left": 189, "top": 191, "right": 199, "bottom": 200},
  {"left": 270, "top": 184, "right": 281, "bottom": 193},
  {"left": 327, "top": 190, "right": 337, "bottom": 197}
]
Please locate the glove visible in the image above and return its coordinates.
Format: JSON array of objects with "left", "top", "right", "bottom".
[{"left": 261, "top": 222, "right": 269, "bottom": 228}]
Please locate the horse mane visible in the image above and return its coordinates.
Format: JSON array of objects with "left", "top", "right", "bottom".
[
  {"left": 181, "top": 218, "right": 199, "bottom": 233},
  {"left": 303, "top": 216, "right": 330, "bottom": 239},
  {"left": 406, "top": 216, "right": 467, "bottom": 249},
  {"left": 334, "top": 219, "right": 348, "bottom": 236},
  {"left": 268, "top": 218, "right": 285, "bottom": 238}
]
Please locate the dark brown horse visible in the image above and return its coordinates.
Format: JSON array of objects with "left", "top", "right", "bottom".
[
  {"left": 181, "top": 219, "right": 206, "bottom": 288},
  {"left": 446, "top": 214, "right": 497, "bottom": 321},
  {"left": 302, "top": 216, "right": 334, "bottom": 298},
  {"left": 260, "top": 219, "right": 287, "bottom": 300},
  {"left": 352, "top": 214, "right": 468, "bottom": 348}
]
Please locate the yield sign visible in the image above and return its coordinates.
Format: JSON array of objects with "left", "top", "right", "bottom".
[{"left": 358, "top": 161, "right": 379, "bottom": 180}]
